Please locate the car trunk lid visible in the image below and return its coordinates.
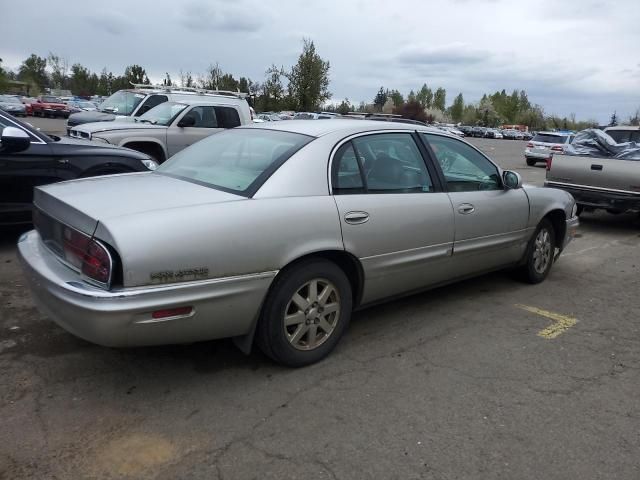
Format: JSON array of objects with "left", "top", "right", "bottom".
[{"left": 33, "top": 172, "right": 244, "bottom": 236}]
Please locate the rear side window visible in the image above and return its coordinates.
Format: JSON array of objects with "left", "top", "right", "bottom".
[
  {"left": 214, "top": 107, "right": 241, "bottom": 128},
  {"left": 533, "top": 133, "right": 567, "bottom": 144},
  {"left": 332, "top": 143, "right": 365, "bottom": 194},
  {"left": 606, "top": 130, "right": 640, "bottom": 143}
]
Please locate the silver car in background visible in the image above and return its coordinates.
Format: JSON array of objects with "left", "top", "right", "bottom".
[
  {"left": 0, "top": 95, "right": 27, "bottom": 117},
  {"left": 19, "top": 120, "right": 578, "bottom": 367},
  {"left": 524, "top": 131, "right": 574, "bottom": 166}
]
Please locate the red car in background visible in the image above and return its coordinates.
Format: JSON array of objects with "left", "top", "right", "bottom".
[
  {"left": 20, "top": 97, "right": 38, "bottom": 116},
  {"left": 31, "top": 95, "right": 70, "bottom": 118}
]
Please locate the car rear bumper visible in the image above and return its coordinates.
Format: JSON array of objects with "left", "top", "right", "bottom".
[
  {"left": 18, "top": 230, "right": 276, "bottom": 347},
  {"left": 545, "top": 181, "right": 640, "bottom": 211},
  {"left": 524, "top": 150, "right": 551, "bottom": 160}
]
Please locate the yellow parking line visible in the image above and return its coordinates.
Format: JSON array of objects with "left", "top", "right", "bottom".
[{"left": 515, "top": 304, "right": 578, "bottom": 339}]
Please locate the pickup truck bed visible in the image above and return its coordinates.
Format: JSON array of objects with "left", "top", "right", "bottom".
[{"left": 545, "top": 153, "right": 640, "bottom": 212}]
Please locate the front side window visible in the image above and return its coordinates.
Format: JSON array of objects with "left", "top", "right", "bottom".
[
  {"left": 348, "top": 133, "right": 433, "bottom": 193},
  {"left": 135, "top": 94, "right": 168, "bottom": 116},
  {"left": 423, "top": 134, "right": 501, "bottom": 192},
  {"left": 156, "top": 129, "right": 312, "bottom": 196},
  {"left": 184, "top": 106, "right": 218, "bottom": 128}
]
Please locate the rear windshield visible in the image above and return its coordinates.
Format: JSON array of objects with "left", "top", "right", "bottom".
[
  {"left": 41, "top": 96, "right": 62, "bottom": 103},
  {"left": 99, "top": 90, "right": 145, "bottom": 115},
  {"left": 156, "top": 128, "right": 313, "bottom": 196},
  {"left": 533, "top": 133, "right": 568, "bottom": 144},
  {"left": 606, "top": 130, "right": 640, "bottom": 144}
]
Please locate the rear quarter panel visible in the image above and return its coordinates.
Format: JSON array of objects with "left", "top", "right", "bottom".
[{"left": 94, "top": 196, "right": 344, "bottom": 287}]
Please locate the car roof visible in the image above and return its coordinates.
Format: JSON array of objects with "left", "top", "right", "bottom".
[
  {"left": 241, "top": 118, "right": 442, "bottom": 138},
  {"left": 164, "top": 98, "right": 245, "bottom": 106}
]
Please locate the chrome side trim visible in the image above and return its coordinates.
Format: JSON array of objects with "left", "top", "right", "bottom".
[
  {"left": 64, "top": 270, "right": 279, "bottom": 299},
  {"left": 545, "top": 181, "right": 640, "bottom": 196}
]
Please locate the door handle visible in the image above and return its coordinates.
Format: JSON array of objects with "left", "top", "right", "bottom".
[
  {"left": 590, "top": 164, "right": 603, "bottom": 171},
  {"left": 457, "top": 203, "right": 475, "bottom": 214},
  {"left": 57, "top": 159, "right": 69, "bottom": 165},
  {"left": 344, "top": 211, "right": 370, "bottom": 225}
]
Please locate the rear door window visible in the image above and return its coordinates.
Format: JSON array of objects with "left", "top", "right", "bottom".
[{"left": 214, "top": 107, "right": 241, "bottom": 128}]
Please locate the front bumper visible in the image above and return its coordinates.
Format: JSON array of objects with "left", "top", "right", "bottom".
[
  {"left": 545, "top": 182, "right": 640, "bottom": 212},
  {"left": 18, "top": 230, "right": 276, "bottom": 347}
]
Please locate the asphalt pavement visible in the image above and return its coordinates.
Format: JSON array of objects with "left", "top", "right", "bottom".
[{"left": 1, "top": 122, "right": 639, "bottom": 479}]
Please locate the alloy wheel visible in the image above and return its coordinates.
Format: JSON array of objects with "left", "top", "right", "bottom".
[{"left": 533, "top": 228, "right": 552, "bottom": 274}]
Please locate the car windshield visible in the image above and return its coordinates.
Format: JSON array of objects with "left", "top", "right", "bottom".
[
  {"left": 156, "top": 129, "right": 313, "bottom": 196},
  {"left": 79, "top": 102, "right": 96, "bottom": 108},
  {"left": 0, "top": 96, "right": 21, "bottom": 104},
  {"left": 533, "top": 133, "right": 567, "bottom": 144},
  {"left": 98, "top": 91, "right": 145, "bottom": 115},
  {"left": 42, "top": 96, "right": 62, "bottom": 103},
  {"left": 137, "top": 102, "right": 187, "bottom": 126}
]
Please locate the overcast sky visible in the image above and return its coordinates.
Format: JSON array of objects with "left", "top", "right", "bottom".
[{"left": 2, "top": 0, "right": 639, "bottom": 122}]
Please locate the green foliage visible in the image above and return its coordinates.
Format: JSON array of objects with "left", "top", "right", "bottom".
[
  {"left": 336, "top": 98, "right": 352, "bottom": 115},
  {"left": 609, "top": 111, "right": 618, "bottom": 126},
  {"left": 0, "top": 58, "right": 7, "bottom": 92},
  {"left": 449, "top": 93, "right": 464, "bottom": 122},
  {"left": 416, "top": 84, "right": 433, "bottom": 109},
  {"left": 433, "top": 87, "right": 446, "bottom": 111},
  {"left": 47, "top": 52, "right": 68, "bottom": 89},
  {"left": 287, "top": 38, "right": 331, "bottom": 111},
  {"left": 388, "top": 89, "right": 404, "bottom": 107},
  {"left": 124, "top": 65, "right": 150, "bottom": 85},
  {"left": 373, "top": 87, "right": 387, "bottom": 112},
  {"left": 18, "top": 54, "right": 48, "bottom": 90}
]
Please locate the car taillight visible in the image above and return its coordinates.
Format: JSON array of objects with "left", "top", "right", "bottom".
[
  {"left": 526, "top": 143, "right": 534, "bottom": 148},
  {"left": 62, "top": 226, "right": 112, "bottom": 286},
  {"left": 546, "top": 157, "right": 552, "bottom": 171},
  {"left": 551, "top": 145, "right": 564, "bottom": 151}
]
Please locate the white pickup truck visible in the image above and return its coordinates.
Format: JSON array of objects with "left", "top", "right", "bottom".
[{"left": 545, "top": 127, "right": 640, "bottom": 215}]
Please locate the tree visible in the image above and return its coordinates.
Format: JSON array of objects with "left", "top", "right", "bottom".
[
  {"left": 218, "top": 73, "right": 239, "bottom": 91},
  {"left": 47, "top": 52, "right": 68, "bottom": 89},
  {"left": 201, "top": 63, "right": 223, "bottom": 90},
  {"left": 334, "top": 98, "right": 350, "bottom": 115},
  {"left": 258, "top": 64, "right": 287, "bottom": 112},
  {"left": 433, "top": 87, "right": 446, "bottom": 111},
  {"left": 393, "top": 100, "right": 427, "bottom": 123},
  {"left": 407, "top": 90, "right": 416, "bottom": 103},
  {"left": 388, "top": 89, "right": 404, "bottom": 107},
  {"left": 287, "top": 38, "right": 331, "bottom": 111},
  {"left": 416, "top": 84, "right": 433, "bottom": 109},
  {"left": 18, "top": 54, "right": 48, "bottom": 90},
  {"left": 163, "top": 72, "right": 172, "bottom": 86},
  {"left": 629, "top": 108, "right": 640, "bottom": 126},
  {"left": 449, "top": 93, "right": 464, "bottom": 123},
  {"left": 373, "top": 87, "right": 387, "bottom": 112},
  {"left": 124, "top": 65, "right": 149, "bottom": 85},
  {"left": 70, "top": 63, "right": 91, "bottom": 95},
  {"left": 609, "top": 111, "right": 618, "bottom": 126},
  {"left": 0, "top": 58, "right": 8, "bottom": 92}
]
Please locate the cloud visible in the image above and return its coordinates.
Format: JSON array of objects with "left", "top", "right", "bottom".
[
  {"left": 86, "top": 11, "right": 133, "bottom": 35},
  {"left": 396, "top": 43, "right": 488, "bottom": 66},
  {"left": 181, "top": 1, "right": 262, "bottom": 33}
]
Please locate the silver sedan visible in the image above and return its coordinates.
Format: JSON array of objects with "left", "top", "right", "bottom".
[{"left": 18, "top": 120, "right": 579, "bottom": 366}]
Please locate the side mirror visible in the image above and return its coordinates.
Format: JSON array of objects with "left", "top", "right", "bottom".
[
  {"left": 503, "top": 170, "right": 523, "bottom": 189},
  {"left": 178, "top": 115, "right": 196, "bottom": 128},
  {"left": 0, "top": 127, "right": 31, "bottom": 153}
]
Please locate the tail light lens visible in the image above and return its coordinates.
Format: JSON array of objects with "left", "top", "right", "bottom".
[
  {"left": 546, "top": 157, "right": 552, "bottom": 171},
  {"left": 526, "top": 143, "right": 534, "bottom": 148},
  {"left": 551, "top": 145, "right": 564, "bottom": 152},
  {"left": 62, "top": 226, "right": 113, "bottom": 287}
]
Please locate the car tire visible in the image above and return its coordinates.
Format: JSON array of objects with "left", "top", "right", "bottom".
[
  {"left": 526, "top": 158, "right": 536, "bottom": 166},
  {"left": 517, "top": 218, "right": 556, "bottom": 284},
  {"left": 256, "top": 259, "right": 352, "bottom": 367}
]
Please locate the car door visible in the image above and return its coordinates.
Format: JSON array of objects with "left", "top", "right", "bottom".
[
  {"left": 166, "top": 105, "right": 225, "bottom": 157},
  {"left": 0, "top": 117, "right": 57, "bottom": 221},
  {"left": 421, "top": 133, "right": 530, "bottom": 274},
  {"left": 331, "top": 132, "right": 455, "bottom": 304}
]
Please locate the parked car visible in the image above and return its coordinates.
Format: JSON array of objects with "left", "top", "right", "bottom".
[
  {"left": 521, "top": 131, "right": 534, "bottom": 141},
  {"left": 458, "top": 126, "right": 474, "bottom": 136},
  {"left": 484, "top": 129, "right": 503, "bottom": 139},
  {"left": 545, "top": 132, "right": 640, "bottom": 216},
  {"left": 524, "top": 132, "right": 574, "bottom": 166},
  {"left": 18, "top": 120, "right": 578, "bottom": 367},
  {"left": 0, "top": 95, "right": 27, "bottom": 117},
  {"left": 67, "top": 84, "right": 250, "bottom": 133},
  {"left": 258, "top": 113, "right": 283, "bottom": 122},
  {"left": 31, "top": 96, "right": 70, "bottom": 118},
  {"left": 471, "top": 126, "right": 486, "bottom": 137},
  {"left": 0, "top": 110, "right": 157, "bottom": 225},
  {"left": 69, "top": 96, "right": 250, "bottom": 163},
  {"left": 438, "top": 126, "right": 465, "bottom": 137},
  {"left": 604, "top": 125, "right": 640, "bottom": 143},
  {"left": 66, "top": 100, "right": 98, "bottom": 113},
  {"left": 20, "top": 97, "right": 38, "bottom": 116}
]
